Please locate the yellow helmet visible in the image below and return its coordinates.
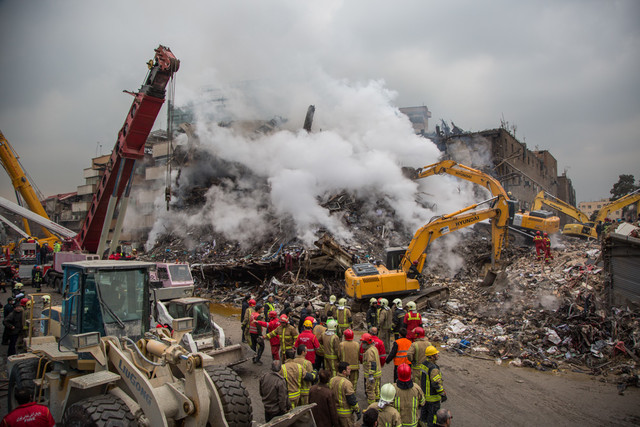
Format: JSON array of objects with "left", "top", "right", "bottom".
[
  {"left": 338, "top": 298, "right": 347, "bottom": 306},
  {"left": 42, "top": 295, "right": 51, "bottom": 303},
  {"left": 425, "top": 345, "right": 439, "bottom": 357},
  {"left": 303, "top": 319, "right": 313, "bottom": 328}
]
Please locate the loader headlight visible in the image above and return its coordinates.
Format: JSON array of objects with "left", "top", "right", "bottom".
[
  {"left": 73, "top": 332, "right": 101, "bottom": 350},
  {"left": 173, "top": 317, "right": 194, "bottom": 333}
]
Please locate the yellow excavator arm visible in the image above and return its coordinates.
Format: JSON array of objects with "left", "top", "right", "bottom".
[
  {"left": 594, "top": 189, "right": 640, "bottom": 223},
  {"left": 532, "top": 191, "right": 590, "bottom": 223}
]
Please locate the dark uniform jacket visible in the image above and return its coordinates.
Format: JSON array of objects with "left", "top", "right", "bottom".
[
  {"left": 309, "top": 383, "right": 340, "bottom": 427},
  {"left": 259, "top": 370, "right": 289, "bottom": 415}
]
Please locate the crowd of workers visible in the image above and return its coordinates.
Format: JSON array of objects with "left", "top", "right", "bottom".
[{"left": 243, "top": 294, "right": 452, "bottom": 427}]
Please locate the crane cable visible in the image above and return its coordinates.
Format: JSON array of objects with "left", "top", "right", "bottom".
[{"left": 165, "top": 72, "right": 176, "bottom": 211}]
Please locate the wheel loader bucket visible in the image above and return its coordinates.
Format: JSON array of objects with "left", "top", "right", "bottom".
[
  {"left": 261, "top": 404, "right": 317, "bottom": 426},
  {"left": 205, "top": 343, "right": 253, "bottom": 367}
]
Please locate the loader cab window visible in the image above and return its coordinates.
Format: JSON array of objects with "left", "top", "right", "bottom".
[
  {"left": 167, "top": 302, "right": 211, "bottom": 337},
  {"left": 168, "top": 264, "right": 193, "bottom": 283},
  {"left": 63, "top": 268, "right": 81, "bottom": 333},
  {"left": 81, "top": 277, "right": 105, "bottom": 336}
]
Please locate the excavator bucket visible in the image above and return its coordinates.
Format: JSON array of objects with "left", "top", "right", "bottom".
[{"left": 481, "top": 270, "right": 497, "bottom": 287}]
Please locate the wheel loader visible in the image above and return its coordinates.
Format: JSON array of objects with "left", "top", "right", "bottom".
[{"left": 7, "top": 260, "right": 316, "bottom": 426}]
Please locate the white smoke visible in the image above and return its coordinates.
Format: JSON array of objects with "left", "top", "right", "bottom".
[{"left": 145, "top": 69, "right": 475, "bottom": 250}]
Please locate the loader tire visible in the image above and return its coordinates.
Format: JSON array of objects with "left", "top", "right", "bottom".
[
  {"left": 61, "top": 394, "right": 136, "bottom": 427},
  {"left": 8, "top": 358, "right": 39, "bottom": 411},
  {"left": 207, "top": 366, "right": 253, "bottom": 427}
]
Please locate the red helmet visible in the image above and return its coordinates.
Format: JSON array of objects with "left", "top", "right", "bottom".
[
  {"left": 20, "top": 298, "right": 29, "bottom": 307},
  {"left": 248, "top": 299, "right": 256, "bottom": 307},
  {"left": 36, "top": 266, "right": 41, "bottom": 270},
  {"left": 344, "top": 329, "right": 354, "bottom": 341},
  {"left": 544, "top": 233, "right": 548, "bottom": 237},
  {"left": 279, "top": 314, "right": 289, "bottom": 323},
  {"left": 397, "top": 363, "right": 412, "bottom": 382},
  {"left": 360, "top": 333, "right": 373, "bottom": 344},
  {"left": 305, "top": 316, "right": 316, "bottom": 323},
  {"left": 414, "top": 327, "right": 425, "bottom": 338},
  {"left": 268, "top": 310, "right": 277, "bottom": 318},
  {"left": 536, "top": 231, "right": 541, "bottom": 235},
  {"left": 377, "top": 298, "right": 382, "bottom": 305}
]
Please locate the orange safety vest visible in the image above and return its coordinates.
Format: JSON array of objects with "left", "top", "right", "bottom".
[{"left": 394, "top": 338, "right": 412, "bottom": 366}]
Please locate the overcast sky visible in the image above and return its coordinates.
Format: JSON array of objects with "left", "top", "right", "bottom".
[{"left": 1, "top": 0, "right": 638, "bottom": 205}]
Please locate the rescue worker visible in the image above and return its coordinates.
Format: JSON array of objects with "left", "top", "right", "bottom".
[
  {"left": 378, "top": 298, "right": 393, "bottom": 352},
  {"left": 33, "top": 266, "right": 43, "bottom": 292},
  {"left": 298, "top": 301, "right": 313, "bottom": 332},
  {"left": 406, "top": 327, "right": 431, "bottom": 384},
  {"left": 419, "top": 346, "right": 446, "bottom": 427},
  {"left": 533, "top": 231, "right": 544, "bottom": 261},
  {"left": 370, "top": 326, "right": 387, "bottom": 367},
  {"left": 53, "top": 241, "right": 61, "bottom": 253},
  {"left": 41, "top": 294, "right": 51, "bottom": 309},
  {"left": 1, "top": 386, "right": 55, "bottom": 427},
  {"left": 324, "top": 295, "right": 337, "bottom": 319},
  {"left": 294, "top": 345, "right": 318, "bottom": 405},
  {"left": 366, "top": 383, "right": 403, "bottom": 427},
  {"left": 264, "top": 294, "right": 277, "bottom": 315},
  {"left": 321, "top": 319, "right": 341, "bottom": 376},
  {"left": 330, "top": 361, "right": 361, "bottom": 426},
  {"left": 249, "top": 305, "right": 268, "bottom": 365},
  {"left": 295, "top": 319, "right": 321, "bottom": 365},
  {"left": 392, "top": 298, "right": 406, "bottom": 341},
  {"left": 386, "top": 328, "right": 412, "bottom": 382},
  {"left": 265, "top": 314, "right": 299, "bottom": 361},
  {"left": 339, "top": 328, "right": 361, "bottom": 392},
  {"left": 543, "top": 232, "right": 553, "bottom": 263},
  {"left": 336, "top": 298, "right": 352, "bottom": 338},
  {"left": 2, "top": 297, "right": 14, "bottom": 345},
  {"left": 259, "top": 360, "right": 290, "bottom": 422},
  {"left": 4, "top": 300, "right": 24, "bottom": 356},
  {"left": 403, "top": 301, "right": 422, "bottom": 341},
  {"left": 309, "top": 369, "right": 340, "bottom": 427},
  {"left": 313, "top": 315, "right": 328, "bottom": 370},
  {"left": 280, "top": 349, "right": 305, "bottom": 409},
  {"left": 366, "top": 297, "right": 379, "bottom": 329},
  {"left": 361, "top": 332, "right": 382, "bottom": 405},
  {"left": 393, "top": 363, "right": 425, "bottom": 427},
  {"left": 242, "top": 298, "right": 256, "bottom": 344},
  {"left": 266, "top": 310, "right": 281, "bottom": 360},
  {"left": 12, "top": 282, "right": 24, "bottom": 298}
]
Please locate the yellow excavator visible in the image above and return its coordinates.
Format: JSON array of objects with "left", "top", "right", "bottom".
[
  {"left": 406, "top": 160, "right": 560, "bottom": 239},
  {"left": 344, "top": 194, "right": 515, "bottom": 310},
  {"left": 562, "top": 189, "right": 640, "bottom": 239}
]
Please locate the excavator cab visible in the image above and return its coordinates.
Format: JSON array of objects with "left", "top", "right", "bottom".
[{"left": 60, "top": 260, "right": 153, "bottom": 348}]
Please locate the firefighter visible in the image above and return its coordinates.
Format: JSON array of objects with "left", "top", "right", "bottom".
[
  {"left": 41, "top": 294, "right": 51, "bottom": 309},
  {"left": 280, "top": 349, "right": 304, "bottom": 409},
  {"left": 543, "top": 232, "right": 553, "bottom": 263},
  {"left": 403, "top": 301, "right": 422, "bottom": 341},
  {"left": 249, "top": 305, "right": 268, "bottom": 365},
  {"left": 33, "top": 266, "right": 43, "bottom": 292},
  {"left": 391, "top": 298, "right": 406, "bottom": 340},
  {"left": 361, "top": 332, "right": 382, "bottom": 405},
  {"left": 266, "top": 310, "right": 281, "bottom": 360},
  {"left": 293, "top": 345, "right": 318, "bottom": 405},
  {"left": 406, "top": 327, "right": 431, "bottom": 384},
  {"left": 295, "top": 319, "right": 321, "bottom": 365},
  {"left": 321, "top": 319, "right": 341, "bottom": 376},
  {"left": 533, "top": 231, "right": 544, "bottom": 261},
  {"left": 339, "top": 328, "right": 361, "bottom": 392},
  {"left": 378, "top": 298, "right": 392, "bottom": 352},
  {"left": 386, "top": 327, "right": 412, "bottom": 382},
  {"left": 242, "top": 298, "right": 256, "bottom": 343},
  {"left": 313, "top": 315, "right": 328, "bottom": 370},
  {"left": 366, "top": 383, "right": 403, "bottom": 427},
  {"left": 330, "top": 361, "right": 361, "bottom": 426},
  {"left": 324, "top": 295, "right": 337, "bottom": 319},
  {"left": 366, "top": 297, "right": 379, "bottom": 329},
  {"left": 393, "top": 363, "right": 425, "bottom": 427},
  {"left": 336, "top": 298, "right": 352, "bottom": 338},
  {"left": 420, "top": 346, "right": 446, "bottom": 427},
  {"left": 264, "top": 294, "right": 277, "bottom": 315},
  {"left": 369, "top": 326, "right": 387, "bottom": 367},
  {"left": 265, "top": 314, "right": 299, "bottom": 360}
]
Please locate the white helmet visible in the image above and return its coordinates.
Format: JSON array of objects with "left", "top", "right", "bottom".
[
  {"left": 380, "top": 298, "right": 389, "bottom": 308},
  {"left": 406, "top": 301, "right": 417, "bottom": 311},
  {"left": 329, "top": 295, "right": 336, "bottom": 303},
  {"left": 338, "top": 298, "right": 347, "bottom": 306},
  {"left": 370, "top": 297, "right": 377, "bottom": 305},
  {"left": 393, "top": 298, "right": 402, "bottom": 309},
  {"left": 42, "top": 295, "right": 51, "bottom": 303},
  {"left": 327, "top": 319, "right": 337, "bottom": 331},
  {"left": 380, "top": 383, "right": 396, "bottom": 402}
]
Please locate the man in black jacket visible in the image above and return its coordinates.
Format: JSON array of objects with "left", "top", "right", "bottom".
[
  {"left": 259, "top": 360, "right": 290, "bottom": 422},
  {"left": 4, "top": 302, "right": 24, "bottom": 356}
]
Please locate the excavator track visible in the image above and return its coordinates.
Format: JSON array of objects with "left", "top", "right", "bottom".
[{"left": 403, "top": 285, "right": 451, "bottom": 311}]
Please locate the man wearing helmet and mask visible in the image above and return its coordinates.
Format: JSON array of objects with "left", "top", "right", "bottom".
[
  {"left": 361, "top": 333, "right": 382, "bottom": 405},
  {"left": 339, "top": 328, "right": 361, "bottom": 391},
  {"left": 324, "top": 295, "right": 337, "bottom": 319},
  {"left": 403, "top": 301, "right": 422, "bottom": 341},
  {"left": 366, "top": 297, "right": 379, "bottom": 329},
  {"left": 367, "top": 383, "right": 402, "bottom": 427},
  {"left": 407, "top": 327, "right": 432, "bottom": 384},
  {"left": 321, "top": 319, "right": 341, "bottom": 376},
  {"left": 378, "top": 298, "right": 393, "bottom": 352},
  {"left": 295, "top": 319, "right": 320, "bottom": 365},
  {"left": 266, "top": 314, "right": 299, "bottom": 361},
  {"left": 420, "top": 346, "right": 446, "bottom": 427},
  {"left": 393, "top": 363, "right": 425, "bottom": 427},
  {"left": 242, "top": 298, "right": 257, "bottom": 344},
  {"left": 336, "top": 298, "right": 352, "bottom": 338},
  {"left": 391, "top": 298, "right": 405, "bottom": 341}
]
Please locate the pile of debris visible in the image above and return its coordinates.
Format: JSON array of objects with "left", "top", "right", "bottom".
[{"left": 423, "top": 237, "right": 639, "bottom": 387}]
